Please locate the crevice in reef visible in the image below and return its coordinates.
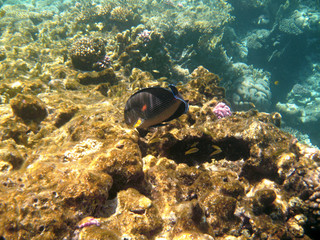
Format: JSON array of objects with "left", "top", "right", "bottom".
[{"left": 139, "top": 134, "right": 251, "bottom": 166}]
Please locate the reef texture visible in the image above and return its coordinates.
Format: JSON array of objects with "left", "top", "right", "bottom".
[
  {"left": 0, "top": 66, "right": 319, "bottom": 240},
  {"left": 0, "top": 0, "right": 320, "bottom": 239},
  {"left": 276, "top": 66, "right": 320, "bottom": 147}
]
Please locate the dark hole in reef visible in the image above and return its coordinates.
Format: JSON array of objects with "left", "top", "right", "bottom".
[
  {"left": 213, "top": 137, "right": 251, "bottom": 161},
  {"left": 162, "top": 135, "right": 250, "bottom": 166},
  {"left": 38, "top": 225, "right": 45, "bottom": 233},
  {"left": 305, "top": 225, "right": 320, "bottom": 240}
]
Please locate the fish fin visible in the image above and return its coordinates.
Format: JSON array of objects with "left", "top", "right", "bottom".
[
  {"left": 148, "top": 123, "right": 168, "bottom": 128},
  {"left": 169, "top": 85, "right": 189, "bottom": 113},
  {"left": 167, "top": 85, "right": 189, "bottom": 118},
  {"left": 168, "top": 84, "right": 179, "bottom": 95}
]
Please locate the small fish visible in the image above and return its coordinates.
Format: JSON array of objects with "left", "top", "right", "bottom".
[
  {"left": 249, "top": 102, "right": 256, "bottom": 108},
  {"left": 190, "top": 142, "right": 199, "bottom": 148},
  {"left": 210, "top": 145, "right": 222, "bottom": 156},
  {"left": 152, "top": 70, "right": 160, "bottom": 73},
  {"left": 185, "top": 147, "right": 199, "bottom": 155},
  {"left": 124, "top": 85, "right": 189, "bottom": 129},
  {"left": 274, "top": 81, "right": 279, "bottom": 85},
  {"left": 148, "top": 137, "right": 162, "bottom": 144}
]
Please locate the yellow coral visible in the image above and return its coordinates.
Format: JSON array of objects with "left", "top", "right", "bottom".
[{"left": 110, "top": 6, "right": 133, "bottom": 22}]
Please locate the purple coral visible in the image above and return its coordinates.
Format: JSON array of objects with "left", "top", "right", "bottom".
[
  {"left": 94, "top": 54, "right": 111, "bottom": 71},
  {"left": 138, "top": 29, "right": 152, "bottom": 43},
  {"left": 212, "top": 102, "right": 232, "bottom": 119}
]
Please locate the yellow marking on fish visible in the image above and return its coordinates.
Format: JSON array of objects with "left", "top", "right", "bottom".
[
  {"left": 134, "top": 118, "right": 143, "bottom": 128},
  {"left": 190, "top": 142, "right": 199, "bottom": 148},
  {"left": 185, "top": 147, "right": 199, "bottom": 155}
]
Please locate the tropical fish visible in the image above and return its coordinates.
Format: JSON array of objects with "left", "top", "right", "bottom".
[
  {"left": 124, "top": 85, "right": 189, "bottom": 129},
  {"left": 210, "top": 145, "right": 222, "bottom": 156},
  {"left": 190, "top": 142, "right": 199, "bottom": 148},
  {"left": 185, "top": 147, "right": 199, "bottom": 155},
  {"left": 249, "top": 102, "right": 256, "bottom": 108}
]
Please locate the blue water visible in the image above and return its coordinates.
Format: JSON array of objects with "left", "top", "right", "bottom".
[{"left": 0, "top": 0, "right": 319, "bottom": 147}]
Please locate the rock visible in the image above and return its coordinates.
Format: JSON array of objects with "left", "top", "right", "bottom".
[
  {"left": 77, "top": 68, "right": 117, "bottom": 85},
  {"left": 0, "top": 143, "right": 24, "bottom": 169},
  {"left": 255, "top": 189, "right": 277, "bottom": 207},
  {"left": 10, "top": 94, "right": 47, "bottom": 123},
  {"left": 90, "top": 140, "right": 143, "bottom": 195},
  {"left": 103, "top": 188, "right": 162, "bottom": 238},
  {"left": 53, "top": 105, "right": 79, "bottom": 128},
  {"left": 77, "top": 226, "right": 121, "bottom": 240}
]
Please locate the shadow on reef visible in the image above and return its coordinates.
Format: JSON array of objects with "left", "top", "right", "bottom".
[{"left": 139, "top": 133, "right": 251, "bottom": 166}]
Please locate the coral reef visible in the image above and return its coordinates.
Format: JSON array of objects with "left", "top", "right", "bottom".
[
  {"left": 0, "top": 0, "right": 319, "bottom": 239},
  {"left": 0, "top": 65, "right": 319, "bottom": 239},
  {"left": 276, "top": 71, "right": 320, "bottom": 147}
]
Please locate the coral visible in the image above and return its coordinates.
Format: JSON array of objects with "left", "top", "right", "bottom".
[
  {"left": 1, "top": 71, "right": 320, "bottom": 239},
  {"left": 0, "top": 47, "right": 6, "bottom": 61},
  {"left": 138, "top": 29, "right": 152, "bottom": 43},
  {"left": 279, "top": 18, "right": 304, "bottom": 35},
  {"left": 114, "top": 27, "right": 173, "bottom": 79},
  {"left": 110, "top": 6, "right": 134, "bottom": 23},
  {"left": 276, "top": 73, "right": 320, "bottom": 146},
  {"left": 77, "top": 67, "right": 117, "bottom": 85},
  {"left": 69, "top": 37, "right": 109, "bottom": 71},
  {"left": 229, "top": 62, "right": 271, "bottom": 111},
  {"left": 93, "top": 188, "right": 163, "bottom": 238},
  {"left": 1, "top": 0, "right": 320, "bottom": 239},
  {"left": 212, "top": 102, "right": 232, "bottom": 119}
]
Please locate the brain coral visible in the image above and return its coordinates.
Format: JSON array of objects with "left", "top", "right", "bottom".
[{"left": 230, "top": 63, "right": 271, "bottom": 111}]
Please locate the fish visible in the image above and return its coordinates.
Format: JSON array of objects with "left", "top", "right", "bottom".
[
  {"left": 148, "top": 137, "right": 162, "bottom": 144},
  {"left": 249, "top": 102, "right": 256, "bottom": 108},
  {"left": 190, "top": 142, "right": 199, "bottom": 148},
  {"left": 185, "top": 147, "right": 199, "bottom": 155},
  {"left": 124, "top": 85, "right": 189, "bottom": 129},
  {"left": 210, "top": 145, "right": 222, "bottom": 156}
]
